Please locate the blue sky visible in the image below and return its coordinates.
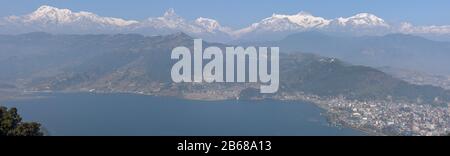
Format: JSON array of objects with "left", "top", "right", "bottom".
[{"left": 1, "top": 0, "right": 449, "bottom": 28}]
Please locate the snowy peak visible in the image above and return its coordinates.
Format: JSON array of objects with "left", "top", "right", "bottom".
[
  {"left": 255, "top": 11, "right": 330, "bottom": 30},
  {"left": 399, "top": 22, "right": 450, "bottom": 35},
  {"left": 194, "top": 17, "right": 228, "bottom": 33},
  {"left": 145, "top": 8, "right": 186, "bottom": 29},
  {"left": 23, "top": 5, "right": 74, "bottom": 23},
  {"left": 163, "top": 8, "right": 177, "bottom": 18},
  {"left": 160, "top": 8, "right": 182, "bottom": 22},
  {"left": 195, "top": 18, "right": 220, "bottom": 29},
  {"left": 7, "top": 5, "right": 138, "bottom": 27},
  {"left": 233, "top": 11, "right": 331, "bottom": 37},
  {"left": 271, "top": 11, "right": 330, "bottom": 28},
  {"left": 32, "top": 5, "right": 72, "bottom": 16},
  {"left": 334, "top": 13, "right": 389, "bottom": 27},
  {"left": 142, "top": 8, "right": 230, "bottom": 35}
]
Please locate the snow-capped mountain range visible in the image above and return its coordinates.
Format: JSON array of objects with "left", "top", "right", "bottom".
[
  {"left": 2, "top": 5, "right": 138, "bottom": 33},
  {"left": 1, "top": 5, "right": 450, "bottom": 42}
]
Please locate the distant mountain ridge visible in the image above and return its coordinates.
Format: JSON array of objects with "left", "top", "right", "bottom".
[
  {"left": 0, "top": 32, "right": 448, "bottom": 104},
  {"left": 2, "top": 5, "right": 450, "bottom": 42},
  {"left": 252, "top": 31, "right": 450, "bottom": 75}
]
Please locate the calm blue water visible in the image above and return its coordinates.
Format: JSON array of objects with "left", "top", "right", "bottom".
[{"left": 2, "top": 93, "right": 363, "bottom": 136}]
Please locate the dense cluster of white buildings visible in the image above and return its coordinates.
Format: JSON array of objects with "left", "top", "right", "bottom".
[{"left": 278, "top": 92, "right": 450, "bottom": 136}]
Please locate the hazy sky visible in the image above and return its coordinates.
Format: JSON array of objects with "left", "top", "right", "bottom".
[{"left": 1, "top": 0, "right": 449, "bottom": 28}]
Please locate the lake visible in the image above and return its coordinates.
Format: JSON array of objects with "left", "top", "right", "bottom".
[{"left": 1, "top": 92, "right": 363, "bottom": 136}]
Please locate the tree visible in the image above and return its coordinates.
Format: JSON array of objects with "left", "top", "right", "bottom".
[{"left": 0, "top": 106, "right": 44, "bottom": 136}]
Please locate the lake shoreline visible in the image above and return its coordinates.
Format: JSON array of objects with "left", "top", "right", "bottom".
[{"left": 1, "top": 90, "right": 372, "bottom": 136}]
